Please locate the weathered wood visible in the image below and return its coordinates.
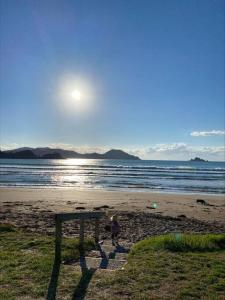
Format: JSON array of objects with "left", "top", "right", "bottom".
[
  {"left": 54, "top": 212, "right": 105, "bottom": 254},
  {"left": 56, "top": 211, "right": 105, "bottom": 222},
  {"left": 50, "top": 211, "right": 106, "bottom": 298},
  {"left": 79, "top": 218, "right": 85, "bottom": 246},
  {"left": 55, "top": 215, "right": 62, "bottom": 262},
  {"left": 94, "top": 219, "right": 100, "bottom": 243}
]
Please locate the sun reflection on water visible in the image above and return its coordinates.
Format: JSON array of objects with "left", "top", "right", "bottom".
[
  {"left": 56, "top": 158, "right": 95, "bottom": 166},
  {"left": 49, "top": 159, "right": 97, "bottom": 188}
]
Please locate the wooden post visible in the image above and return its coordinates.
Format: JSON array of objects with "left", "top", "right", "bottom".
[
  {"left": 54, "top": 212, "right": 105, "bottom": 260},
  {"left": 79, "top": 218, "right": 85, "bottom": 247},
  {"left": 95, "top": 219, "right": 100, "bottom": 244},
  {"left": 55, "top": 215, "right": 62, "bottom": 262}
]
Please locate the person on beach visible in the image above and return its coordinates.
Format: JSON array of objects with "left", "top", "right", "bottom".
[{"left": 110, "top": 215, "right": 121, "bottom": 245}]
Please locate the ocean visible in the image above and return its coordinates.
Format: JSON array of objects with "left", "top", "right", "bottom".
[{"left": 0, "top": 159, "right": 224, "bottom": 194}]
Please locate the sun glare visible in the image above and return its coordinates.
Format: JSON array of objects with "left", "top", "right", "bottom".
[
  {"left": 57, "top": 74, "right": 95, "bottom": 114},
  {"left": 71, "top": 90, "right": 82, "bottom": 101}
]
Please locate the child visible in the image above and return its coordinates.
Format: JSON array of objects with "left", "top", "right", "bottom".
[{"left": 110, "top": 215, "right": 121, "bottom": 245}]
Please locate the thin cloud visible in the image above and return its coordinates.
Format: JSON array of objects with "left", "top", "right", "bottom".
[
  {"left": 129, "top": 143, "right": 225, "bottom": 161},
  {"left": 191, "top": 130, "right": 225, "bottom": 137},
  {"left": 0, "top": 143, "right": 20, "bottom": 151}
]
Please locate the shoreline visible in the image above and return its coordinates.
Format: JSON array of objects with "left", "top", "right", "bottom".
[{"left": 0, "top": 184, "right": 225, "bottom": 196}]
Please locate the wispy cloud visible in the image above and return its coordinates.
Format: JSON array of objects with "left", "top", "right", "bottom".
[
  {"left": 0, "top": 143, "right": 20, "bottom": 151},
  {"left": 129, "top": 143, "right": 225, "bottom": 161},
  {"left": 190, "top": 130, "right": 225, "bottom": 137}
]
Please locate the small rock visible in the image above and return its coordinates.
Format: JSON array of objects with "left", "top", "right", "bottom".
[
  {"left": 146, "top": 206, "right": 156, "bottom": 209},
  {"left": 100, "top": 205, "right": 110, "bottom": 209},
  {"left": 93, "top": 207, "right": 101, "bottom": 210},
  {"left": 178, "top": 214, "right": 186, "bottom": 218},
  {"left": 196, "top": 199, "right": 207, "bottom": 205}
]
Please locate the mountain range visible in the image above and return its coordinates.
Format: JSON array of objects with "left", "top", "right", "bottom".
[{"left": 0, "top": 147, "right": 140, "bottom": 160}]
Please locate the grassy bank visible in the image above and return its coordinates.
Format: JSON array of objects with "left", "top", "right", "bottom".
[
  {"left": 0, "top": 224, "right": 225, "bottom": 299},
  {"left": 93, "top": 234, "right": 225, "bottom": 299}
]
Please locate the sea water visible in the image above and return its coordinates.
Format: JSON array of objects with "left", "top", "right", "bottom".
[{"left": 0, "top": 159, "right": 224, "bottom": 194}]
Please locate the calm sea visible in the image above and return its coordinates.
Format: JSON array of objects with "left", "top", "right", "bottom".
[{"left": 0, "top": 159, "right": 225, "bottom": 194}]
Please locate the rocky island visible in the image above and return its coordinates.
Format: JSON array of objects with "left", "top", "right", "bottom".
[{"left": 190, "top": 157, "right": 208, "bottom": 162}]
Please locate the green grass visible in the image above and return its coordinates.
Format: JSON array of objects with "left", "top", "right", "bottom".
[
  {"left": 1, "top": 224, "right": 225, "bottom": 300},
  {"left": 90, "top": 234, "right": 225, "bottom": 300},
  {"left": 0, "top": 224, "right": 95, "bottom": 300},
  {"left": 129, "top": 233, "right": 225, "bottom": 253}
]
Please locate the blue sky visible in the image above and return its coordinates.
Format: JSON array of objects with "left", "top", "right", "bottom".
[{"left": 0, "top": 0, "right": 224, "bottom": 160}]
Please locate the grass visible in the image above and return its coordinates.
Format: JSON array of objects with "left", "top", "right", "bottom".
[
  {"left": 90, "top": 233, "right": 225, "bottom": 300},
  {"left": 0, "top": 224, "right": 95, "bottom": 300},
  {"left": 129, "top": 233, "right": 225, "bottom": 253},
  {"left": 1, "top": 224, "right": 225, "bottom": 300}
]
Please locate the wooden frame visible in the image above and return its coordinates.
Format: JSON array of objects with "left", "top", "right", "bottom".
[{"left": 54, "top": 211, "right": 105, "bottom": 262}]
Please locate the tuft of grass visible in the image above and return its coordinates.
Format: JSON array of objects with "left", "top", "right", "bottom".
[{"left": 129, "top": 233, "right": 225, "bottom": 254}]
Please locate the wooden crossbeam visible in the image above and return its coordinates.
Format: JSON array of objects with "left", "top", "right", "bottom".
[{"left": 56, "top": 211, "right": 105, "bottom": 222}]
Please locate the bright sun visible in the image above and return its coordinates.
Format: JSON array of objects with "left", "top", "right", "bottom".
[
  {"left": 71, "top": 89, "right": 82, "bottom": 101},
  {"left": 57, "top": 75, "right": 96, "bottom": 114}
]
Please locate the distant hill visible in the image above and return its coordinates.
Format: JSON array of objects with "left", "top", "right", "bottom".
[
  {"left": 190, "top": 157, "right": 208, "bottom": 162},
  {"left": 0, "top": 150, "right": 37, "bottom": 159},
  {"left": 0, "top": 147, "right": 140, "bottom": 160},
  {"left": 8, "top": 147, "right": 81, "bottom": 158},
  {"left": 102, "top": 149, "right": 138, "bottom": 159}
]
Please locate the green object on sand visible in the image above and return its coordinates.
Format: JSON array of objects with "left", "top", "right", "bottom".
[{"left": 152, "top": 202, "right": 157, "bottom": 209}]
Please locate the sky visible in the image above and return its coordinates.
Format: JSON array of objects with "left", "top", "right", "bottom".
[{"left": 0, "top": 0, "right": 224, "bottom": 161}]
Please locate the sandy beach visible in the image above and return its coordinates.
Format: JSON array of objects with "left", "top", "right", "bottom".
[
  {"left": 1, "top": 187, "right": 225, "bottom": 222},
  {"left": 0, "top": 187, "right": 225, "bottom": 243}
]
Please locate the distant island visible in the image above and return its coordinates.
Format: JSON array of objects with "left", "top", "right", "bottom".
[
  {"left": 190, "top": 157, "right": 208, "bottom": 162},
  {"left": 0, "top": 147, "right": 140, "bottom": 160}
]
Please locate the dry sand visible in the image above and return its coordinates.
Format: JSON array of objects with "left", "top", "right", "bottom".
[
  {"left": 1, "top": 188, "right": 225, "bottom": 242},
  {"left": 0, "top": 187, "right": 225, "bottom": 224}
]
